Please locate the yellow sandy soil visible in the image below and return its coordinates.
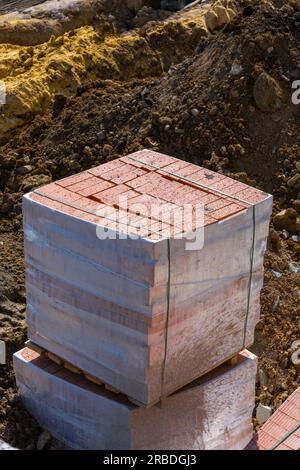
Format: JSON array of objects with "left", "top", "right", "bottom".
[{"left": 0, "top": 0, "right": 239, "bottom": 143}]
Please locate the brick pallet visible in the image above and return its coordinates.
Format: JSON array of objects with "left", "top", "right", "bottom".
[
  {"left": 14, "top": 347, "right": 257, "bottom": 450},
  {"left": 22, "top": 150, "right": 272, "bottom": 405}
]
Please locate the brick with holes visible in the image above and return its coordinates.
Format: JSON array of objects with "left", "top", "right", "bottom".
[
  {"left": 22, "top": 149, "right": 272, "bottom": 405},
  {"left": 247, "top": 387, "right": 300, "bottom": 450}
]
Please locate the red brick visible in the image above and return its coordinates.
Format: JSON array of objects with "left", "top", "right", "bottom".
[
  {"left": 92, "top": 184, "right": 131, "bottom": 204},
  {"left": 56, "top": 171, "right": 91, "bottom": 188},
  {"left": 130, "top": 193, "right": 165, "bottom": 205},
  {"left": 284, "top": 434, "right": 300, "bottom": 450},
  {"left": 271, "top": 410, "right": 299, "bottom": 431},
  {"left": 118, "top": 189, "right": 142, "bottom": 200},
  {"left": 37, "top": 186, "right": 83, "bottom": 203},
  {"left": 88, "top": 159, "right": 126, "bottom": 177},
  {"left": 99, "top": 165, "right": 148, "bottom": 185},
  {"left": 186, "top": 167, "right": 217, "bottom": 181},
  {"left": 275, "top": 443, "right": 293, "bottom": 450},
  {"left": 255, "top": 431, "right": 277, "bottom": 449},
  {"left": 205, "top": 198, "right": 232, "bottom": 212},
  {"left": 265, "top": 422, "right": 288, "bottom": 442},
  {"left": 126, "top": 149, "right": 177, "bottom": 169},
  {"left": 224, "top": 181, "right": 252, "bottom": 196},
  {"left": 119, "top": 155, "right": 154, "bottom": 171},
  {"left": 21, "top": 348, "right": 40, "bottom": 362},
  {"left": 234, "top": 188, "right": 267, "bottom": 204},
  {"left": 67, "top": 176, "right": 101, "bottom": 193},
  {"left": 34, "top": 182, "right": 60, "bottom": 195},
  {"left": 30, "top": 193, "right": 65, "bottom": 212},
  {"left": 99, "top": 217, "right": 149, "bottom": 238},
  {"left": 126, "top": 172, "right": 164, "bottom": 190},
  {"left": 158, "top": 160, "right": 192, "bottom": 176},
  {"left": 59, "top": 205, "right": 90, "bottom": 221},
  {"left": 75, "top": 197, "right": 108, "bottom": 213},
  {"left": 280, "top": 395, "right": 300, "bottom": 420},
  {"left": 173, "top": 164, "right": 202, "bottom": 178},
  {"left": 77, "top": 180, "right": 115, "bottom": 197},
  {"left": 209, "top": 177, "right": 237, "bottom": 192},
  {"left": 253, "top": 388, "right": 300, "bottom": 451},
  {"left": 210, "top": 203, "right": 245, "bottom": 221}
]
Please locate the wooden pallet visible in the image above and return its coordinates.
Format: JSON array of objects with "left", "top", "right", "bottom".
[
  {"left": 25, "top": 340, "right": 242, "bottom": 408},
  {"left": 14, "top": 346, "right": 257, "bottom": 450}
]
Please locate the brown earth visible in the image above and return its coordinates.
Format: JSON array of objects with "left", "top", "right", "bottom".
[{"left": 0, "top": 0, "right": 300, "bottom": 449}]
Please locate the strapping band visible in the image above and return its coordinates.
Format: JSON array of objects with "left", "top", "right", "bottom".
[
  {"left": 161, "top": 238, "right": 172, "bottom": 397},
  {"left": 34, "top": 190, "right": 166, "bottom": 239},
  {"left": 268, "top": 421, "right": 300, "bottom": 450},
  {"left": 127, "top": 155, "right": 254, "bottom": 207},
  {"left": 243, "top": 205, "right": 256, "bottom": 349}
]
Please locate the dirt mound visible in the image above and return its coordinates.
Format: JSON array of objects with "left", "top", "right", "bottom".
[
  {"left": 0, "top": 1, "right": 209, "bottom": 144},
  {"left": 0, "top": 0, "right": 300, "bottom": 448}
]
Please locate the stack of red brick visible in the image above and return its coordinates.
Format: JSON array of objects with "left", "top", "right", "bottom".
[
  {"left": 248, "top": 388, "right": 300, "bottom": 450},
  {"left": 14, "top": 150, "right": 273, "bottom": 449},
  {"left": 29, "top": 151, "right": 264, "bottom": 237}
]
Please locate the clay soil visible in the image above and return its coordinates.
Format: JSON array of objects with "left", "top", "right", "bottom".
[{"left": 0, "top": 0, "right": 300, "bottom": 449}]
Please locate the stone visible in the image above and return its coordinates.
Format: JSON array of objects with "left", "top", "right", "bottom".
[
  {"left": 17, "top": 165, "right": 33, "bottom": 175},
  {"left": 83, "top": 146, "right": 92, "bottom": 157},
  {"left": 293, "top": 200, "right": 300, "bottom": 212},
  {"left": 37, "top": 431, "right": 52, "bottom": 451},
  {"left": 20, "top": 174, "right": 52, "bottom": 193},
  {"left": 271, "top": 270, "right": 282, "bottom": 279},
  {"left": 256, "top": 403, "right": 273, "bottom": 425},
  {"left": 291, "top": 349, "right": 300, "bottom": 368},
  {"left": 97, "top": 130, "right": 106, "bottom": 143},
  {"left": 191, "top": 108, "right": 199, "bottom": 117},
  {"left": 227, "top": 8, "right": 237, "bottom": 21},
  {"left": 258, "top": 369, "right": 268, "bottom": 387},
  {"left": 214, "top": 5, "right": 231, "bottom": 26},
  {"left": 291, "top": 340, "right": 300, "bottom": 350},
  {"left": 287, "top": 173, "right": 300, "bottom": 191},
  {"left": 273, "top": 208, "right": 300, "bottom": 234},
  {"left": 204, "top": 10, "right": 219, "bottom": 32},
  {"left": 288, "top": 263, "right": 300, "bottom": 274},
  {"left": 103, "top": 144, "right": 112, "bottom": 157},
  {"left": 253, "top": 72, "right": 283, "bottom": 113},
  {"left": 282, "top": 229, "right": 290, "bottom": 239},
  {"left": 230, "top": 62, "right": 243, "bottom": 76}
]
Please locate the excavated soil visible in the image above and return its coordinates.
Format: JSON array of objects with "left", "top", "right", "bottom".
[{"left": 0, "top": 0, "right": 300, "bottom": 449}]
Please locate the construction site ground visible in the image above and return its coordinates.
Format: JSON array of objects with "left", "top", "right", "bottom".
[{"left": 0, "top": 0, "right": 299, "bottom": 449}]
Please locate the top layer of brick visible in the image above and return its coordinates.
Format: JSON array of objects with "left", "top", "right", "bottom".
[
  {"left": 247, "top": 388, "right": 300, "bottom": 451},
  {"left": 28, "top": 149, "right": 269, "bottom": 240}
]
